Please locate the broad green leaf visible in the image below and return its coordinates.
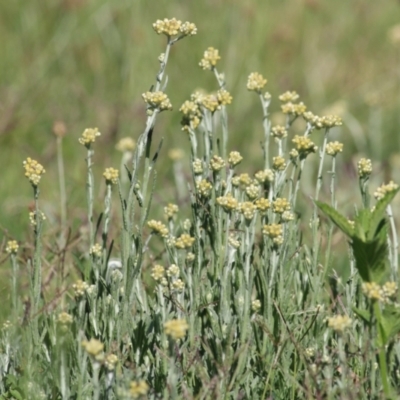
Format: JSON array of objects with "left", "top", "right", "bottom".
[
  {"left": 352, "top": 307, "right": 371, "bottom": 324},
  {"left": 369, "top": 188, "right": 399, "bottom": 237},
  {"left": 354, "top": 209, "right": 371, "bottom": 242},
  {"left": 315, "top": 201, "right": 354, "bottom": 238},
  {"left": 351, "top": 237, "right": 387, "bottom": 282}
]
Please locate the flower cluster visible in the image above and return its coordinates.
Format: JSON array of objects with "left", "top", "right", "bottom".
[
  {"left": 90, "top": 243, "right": 102, "bottom": 258},
  {"left": 263, "top": 223, "right": 284, "bottom": 245},
  {"left": 271, "top": 125, "right": 288, "bottom": 139},
  {"left": 164, "top": 203, "right": 179, "bottom": 219},
  {"left": 147, "top": 220, "right": 169, "bottom": 238},
  {"left": 357, "top": 158, "right": 372, "bottom": 178},
  {"left": 232, "top": 173, "right": 252, "bottom": 187},
  {"left": 103, "top": 168, "right": 119, "bottom": 185},
  {"left": 196, "top": 179, "right": 213, "bottom": 197},
  {"left": 81, "top": 338, "right": 104, "bottom": 359},
  {"left": 217, "top": 194, "right": 239, "bottom": 212},
  {"left": 210, "top": 155, "right": 225, "bottom": 171},
  {"left": 272, "top": 156, "right": 286, "bottom": 171},
  {"left": 245, "top": 183, "right": 260, "bottom": 199},
  {"left": 23, "top": 158, "right": 46, "bottom": 186},
  {"left": 239, "top": 201, "right": 257, "bottom": 220},
  {"left": 199, "top": 47, "right": 221, "bottom": 70},
  {"left": 6, "top": 240, "right": 19, "bottom": 255},
  {"left": 373, "top": 181, "right": 399, "bottom": 200},
  {"left": 326, "top": 141, "right": 343, "bottom": 157},
  {"left": 362, "top": 281, "right": 398, "bottom": 303},
  {"left": 72, "top": 279, "right": 89, "bottom": 297},
  {"left": 327, "top": 315, "right": 352, "bottom": 333},
  {"left": 281, "top": 102, "right": 307, "bottom": 116},
  {"left": 58, "top": 312, "right": 73, "bottom": 325},
  {"left": 255, "top": 198, "right": 270, "bottom": 213},
  {"left": 151, "top": 264, "right": 184, "bottom": 292},
  {"left": 153, "top": 18, "right": 197, "bottom": 37},
  {"left": 129, "top": 380, "right": 149, "bottom": 399},
  {"left": 272, "top": 197, "right": 290, "bottom": 214},
  {"left": 255, "top": 169, "right": 274, "bottom": 183},
  {"left": 292, "top": 135, "right": 317, "bottom": 159},
  {"left": 164, "top": 319, "right": 189, "bottom": 339},
  {"left": 29, "top": 211, "right": 46, "bottom": 226},
  {"left": 247, "top": 72, "right": 267, "bottom": 92},
  {"left": 174, "top": 233, "right": 195, "bottom": 249},
  {"left": 115, "top": 137, "right": 135, "bottom": 152},
  {"left": 192, "top": 158, "right": 204, "bottom": 174},
  {"left": 279, "top": 91, "right": 299, "bottom": 103},
  {"left": 228, "top": 151, "right": 243, "bottom": 167},
  {"left": 180, "top": 100, "right": 202, "bottom": 130},
  {"left": 142, "top": 91, "right": 172, "bottom": 111},
  {"left": 78, "top": 128, "right": 101, "bottom": 147}
]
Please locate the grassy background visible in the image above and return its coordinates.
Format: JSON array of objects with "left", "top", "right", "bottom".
[{"left": 1, "top": 0, "right": 400, "bottom": 238}]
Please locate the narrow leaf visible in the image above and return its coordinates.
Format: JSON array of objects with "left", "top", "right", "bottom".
[{"left": 315, "top": 201, "right": 354, "bottom": 237}]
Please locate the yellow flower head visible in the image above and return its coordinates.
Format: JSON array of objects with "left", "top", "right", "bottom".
[
  {"left": 326, "top": 141, "right": 343, "bottom": 157},
  {"left": 164, "top": 319, "right": 189, "bottom": 339},
  {"left": 217, "top": 194, "right": 239, "bottom": 213},
  {"left": 174, "top": 233, "right": 195, "bottom": 249},
  {"left": 357, "top": 158, "right": 372, "bottom": 179},
  {"left": 103, "top": 168, "right": 119, "bottom": 185},
  {"left": 78, "top": 128, "right": 101, "bottom": 147},
  {"left": 147, "top": 220, "right": 169, "bottom": 238},
  {"left": 142, "top": 91, "right": 172, "bottom": 111},
  {"left": 153, "top": 18, "right": 197, "bottom": 37},
  {"left": 279, "top": 91, "right": 299, "bottom": 103},
  {"left": 81, "top": 338, "right": 104, "bottom": 357},
  {"left": 199, "top": 47, "right": 221, "bottom": 70},
  {"left": 6, "top": 240, "right": 19, "bottom": 255},
  {"left": 23, "top": 158, "right": 46, "bottom": 186},
  {"left": 374, "top": 181, "right": 399, "bottom": 200},
  {"left": 328, "top": 315, "right": 352, "bottom": 333},
  {"left": 129, "top": 380, "right": 149, "bottom": 398},
  {"left": 247, "top": 72, "right": 267, "bottom": 92},
  {"left": 228, "top": 151, "right": 243, "bottom": 167},
  {"left": 116, "top": 137, "right": 135, "bottom": 152},
  {"left": 196, "top": 179, "right": 213, "bottom": 197}
]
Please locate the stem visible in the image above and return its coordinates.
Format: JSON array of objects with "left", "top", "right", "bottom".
[
  {"left": 86, "top": 148, "right": 95, "bottom": 248},
  {"left": 57, "top": 136, "right": 67, "bottom": 233},
  {"left": 387, "top": 204, "right": 398, "bottom": 278}
]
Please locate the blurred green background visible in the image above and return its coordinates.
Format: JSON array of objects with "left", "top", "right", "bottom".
[{"left": 1, "top": 0, "right": 400, "bottom": 240}]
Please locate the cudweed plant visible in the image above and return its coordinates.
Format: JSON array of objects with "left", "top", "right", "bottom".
[{"left": 1, "top": 18, "right": 400, "bottom": 400}]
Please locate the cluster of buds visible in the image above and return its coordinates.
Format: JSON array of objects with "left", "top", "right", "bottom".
[
  {"left": 247, "top": 72, "right": 267, "bottom": 93},
  {"left": 6, "top": 240, "right": 19, "bottom": 255},
  {"left": 362, "top": 281, "right": 397, "bottom": 303},
  {"left": 23, "top": 158, "right": 46, "bottom": 186},
  {"left": 142, "top": 91, "right": 172, "bottom": 112},
  {"left": 357, "top": 158, "right": 372, "bottom": 179},
  {"left": 327, "top": 315, "right": 352, "bottom": 333},
  {"left": 103, "top": 167, "right": 119, "bottom": 185},
  {"left": 151, "top": 263, "right": 184, "bottom": 293},
  {"left": 228, "top": 151, "right": 243, "bottom": 167},
  {"left": 263, "top": 223, "right": 284, "bottom": 246},
  {"left": 153, "top": 18, "right": 197, "bottom": 38},
  {"left": 374, "top": 181, "right": 399, "bottom": 200},
  {"left": 326, "top": 141, "right": 344, "bottom": 157},
  {"left": 279, "top": 91, "right": 300, "bottom": 103},
  {"left": 281, "top": 102, "right": 307, "bottom": 117},
  {"left": 78, "top": 128, "right": 101, "bottom": 147},
  {"left": 164, "top": 203, "right": 179, "bottom": 219},
  {"left": 199, "top": 47, "right": 221, "bottom": 70},
  {"left": 180, "top": 100, "right": 202, "bottom": 131},
  {"left": 164, "top": 318, "right": 189, "bottom": 340},
  {"left": 217, "top": 193, "right": 239, "bottom": 213},
  {"left": 292, "top": 135, "right": 317, "bottom": 159},
  {"left": 174, "top": 233, "right": 195, "bottom": 249},
  {"left": 147, "top": 220, "right": 169, "bottom": 238}
]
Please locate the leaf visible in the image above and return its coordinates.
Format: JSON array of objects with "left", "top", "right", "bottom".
[
  {"left": 352, "top": 307, "right": 371, "bottom": 324},
  {"left": 354, "top": 209, "right": 371, "bottom": 242},
  {"left": 315, "top": 201, "right": 354, "bottom": 238},
  {"left": 351, "top": 236, "right": 387, "bottom": 282}
]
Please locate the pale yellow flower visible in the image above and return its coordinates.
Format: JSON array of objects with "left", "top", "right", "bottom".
[{"left": 164, "top": 319, "right": 189, "bottom": 339}]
